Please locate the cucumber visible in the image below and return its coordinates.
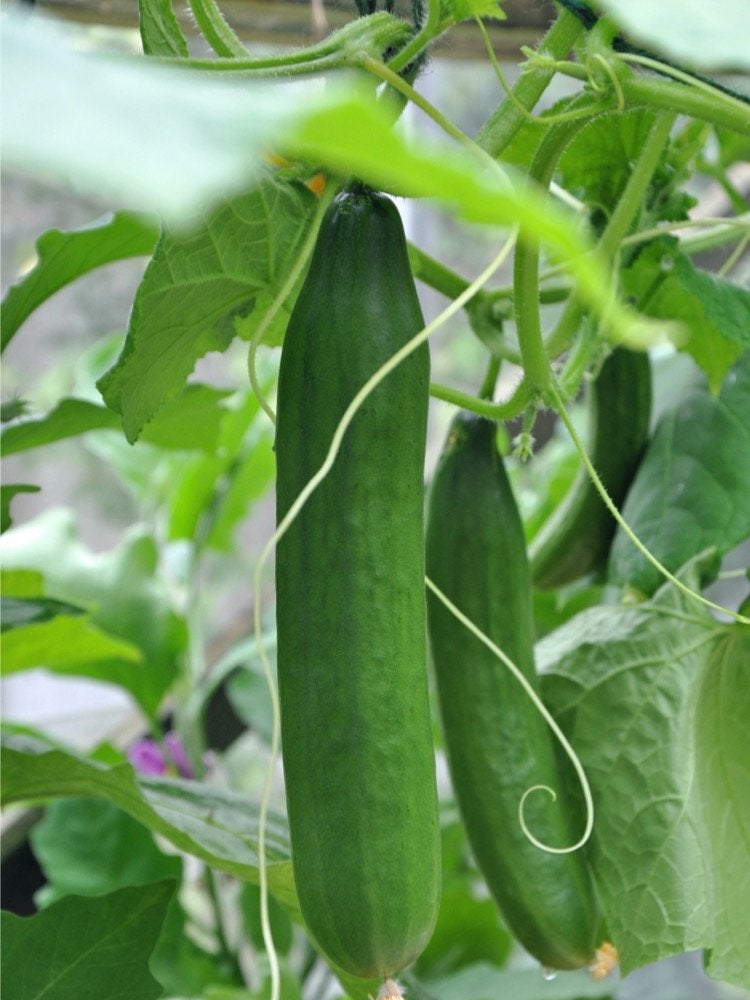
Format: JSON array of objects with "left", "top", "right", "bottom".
[
  {"left": 426, "top": 413, "right": 599, "bottom": 970},
  {"left": 530, "top": 347, "right": 652, "bottom": 589},
  {"left": 275, "top": 187, "right": 440, "bottom": 979}
]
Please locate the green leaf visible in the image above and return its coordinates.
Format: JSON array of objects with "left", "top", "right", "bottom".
[
  {"left": 538, "top": 560, "right": 750, "bottom": 988},
  {"left": 0, "top": 614, "right": 142, "bottom": 676},
  {"left": 165, "top": 385, "right": 274, "bottom": 547},
  {"left": 140, "top": 384, "right": 234, "bottom": 452},
  {"left": 0, "top": 568, "right": 45, "bottom": 598},
  {"left": 0, "top": 399, "right": 121, "bottom": 455},
  {"left": 0, "top": 484, "right": 40, "bottom": 534},
  {"left": 97, "top": 177, "right": 317, "bottom": 442},
  {"left": 426, "top": 961, "right": 613, "bottom": 999},
  {"left": 31, "top": 797, "right": 181, "bottom": 905},
  {"left": 608, "top": 352, "right": 750, "bottom": 595},
  {"left": 0, "top": 212, "right": 158, "bottom": 352},
  {"left": 0, "top": 735, "right": 296, "bottom": 910},
  {"left": 0, "top": 510, "right": 185, "bottom": 716},
  {"left": 442, "top": 0, "right": 506, "bottom": 23},
  {"left": 0, "top": 881, "right": 174, "bottom": 1000},
  {"left": 596, "top": 0, "right": 750, "bottom": 71},
  {"left": 151, "top": 894, "right": 240, "bottom": 996},
  {"left": 623, "top": 237, "right": 750, "bottom": 390},
  {"left": 557, "top": 109, "right": 659, "bottom": 219},
  {"left": 0, "top": 595, "right": 86, "bottom": 631},
  {"left": 138, "top": 0, "right": 189, "bottom": 57}
]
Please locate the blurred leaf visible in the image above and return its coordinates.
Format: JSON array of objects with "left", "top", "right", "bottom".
[
  {"left": 1, "top": 11, "right": 631, "bottom": 356},
  {"left": 240, "top": 882, "right": 294, "bottom": 955},
  {"left": 426, "top": 961, "right": 613, "bottom": 999},
  {"left": 0, "top": 212, "right": 158, "bottom": 351},
  {"left": 138, "top": 0, "right": 189, "bottom": 57},
  {"left": 539, "top": 556, "right": 750, "bottom": 988},
  {"left": 166, "top": 386, "right": 275, "bottom": 548},
  {"left": 140, "top": 384, "right": 234, "bottom": 451},
  {"left": 0, "top": 881, "right": 174, "bottom": 1000},
  {"left": 596, "top": 0, "right": 750, "bottom": 71},
  {"left": 0, "top": 595, "right": 86, "bottom": 631},
  {"left": 415, "top": 879, "right": 512, "bottom": 979},
  {"left": 1, "top": 399, "right": 121, "bottom": 455},
  {"left": 623, "top": 237, "right": 750, "bottom": 391},
  {"left": 31, "top": 797, "right": 181, "bottom": 905},
  {"left": 151, "top": 894, "right": 242, "bottom": 997},
  {"left": 0, "top": 735, "right": 296, "bottom": 910},
  {"left": 0, "top": 484, "right": 40, "bottom": 534},
  {"left": 97, "top": 178, "right": 316, "bottom": 442},
  {"left": 0, "top": 568, "right": 44, "bottom": 598},
  {"left": 608, "top": 352, "right": 750, "bottom": 595},
  {"left": 0, "top": 510, "right": 186, "bottom": 716},
  {"left": 0, "top": 613, "right": 142, "bottom": 675},
  {"left": 1, "top": 397, "right": 29, "bottom": 421}
]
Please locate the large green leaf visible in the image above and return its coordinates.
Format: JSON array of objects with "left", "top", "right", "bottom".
[
  {"left": 0, "top": 399, "right": 121, "bottom": 455},
  {"left": 608, "top": 352, "right": 750, "bottom": 595},
  {"left": 538, "top": 558, "right": 750, "bottom": 988},
  {"left": 31, "top": 797, "right": 182, "bottom": 905},
  {"left": 1, "top": 881, "right": 174, "bottom": 1000},
  {"left": 596, "top": 0, "right": 750, "bottom": 72},
  {"left": 0, "top": 510, "right": 185, "bottom": 716},
  {"left": 97, "top": 178, "right": 316, "bottom": 442},
  {"left": 0, "top": 212, "right": 158, "bottom": 352},
  {"left": 0, "top": 613, "right": 142, "bottom": 677},
  {"left": 623, "top": 237, "right": 750, "bottom": 391},
  {"left": 0, "top": 734, "right": 295, "bottom": 909}
]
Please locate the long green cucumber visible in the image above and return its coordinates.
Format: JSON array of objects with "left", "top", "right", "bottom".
[
  {"left": 530, "top": 347, "right": 652, "bottom": 589},
  {"left": 275, "top": 187, "right": 440, "bottom": 979},
  {"left": 426, "top": 413, "right": 600, "bottom": 970}
]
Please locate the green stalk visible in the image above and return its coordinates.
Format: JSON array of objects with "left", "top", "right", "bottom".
[
  {"left": 188, "top": 0, "right": 248, "bottom": 57},
  {"left": 545, "top": 109, "right": 677, "bottom": 362},
  {"left": 407, "top": 243, "right": 471, "bottom": 299},
  {"left": 475, "top": 9, "right": 585, "bottom": 157},
  {"left": 550, "top": 60, "right": 750, "bottom": 137},
  {"left": 429, "top": 378, "right": 533, "bottom": 421},
  {"left": 513, "top": 110, "right": 591, "bottom": 393}
]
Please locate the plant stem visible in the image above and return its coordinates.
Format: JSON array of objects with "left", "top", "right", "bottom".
[
  {"left": 475, "top": 9, "right": 585, "bottom": 157},
  {"left": 513, "top": 109, "right": 591, "bottom": 392},
  {"left": 407, "top": 242, "right": 471, "bottom": 299},
  {"left": 545, "top": 109, "right": 677, "bottom": 361},
  {"left": 188, "top": 0, "right": 248, "bottom": 57},
  {"left": 429, "top": 378, "right": 532, "bottom": 420},
  {"left": 387, "top": 0, "right": 446, "bottom": 74},
  {"left": 550, "top": 60, "right": 750, "bottom": 137}
]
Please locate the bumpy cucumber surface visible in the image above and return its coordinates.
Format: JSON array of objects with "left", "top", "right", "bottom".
[
  {"left": 275, "top": 187, "right": 440, "bottom": 979},
  {"left": 426, "top": 413, "right": 599, "bottom": 970},
  {"left": 530, "top": 347, "right": 652, "bottom": 589}
]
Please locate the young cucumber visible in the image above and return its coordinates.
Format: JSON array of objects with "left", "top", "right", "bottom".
[
  {"left": 426, "top": 413, "right": 600, "bottom": 970},
  {"left": 275, "top": 187, "right": 440, "bottom": 979},
  {"left": 530, "top": 347, "right": 652, "bottom": 589}
]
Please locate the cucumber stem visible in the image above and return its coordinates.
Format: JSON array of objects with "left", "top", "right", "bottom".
[
  {"left": 188, "top": 0, "right": 248, "bottom": 57},
  {"left": 476, "top": 9, "right": 585, "bottom": 157}
]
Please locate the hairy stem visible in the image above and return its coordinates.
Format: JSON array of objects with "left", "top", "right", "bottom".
[{"left": 476, "top": 9, "right": 585, "bottom": 157}]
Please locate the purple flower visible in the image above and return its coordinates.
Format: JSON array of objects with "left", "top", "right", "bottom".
[{"left": 128, "top": 731, "right": 194, "bottom": 778}]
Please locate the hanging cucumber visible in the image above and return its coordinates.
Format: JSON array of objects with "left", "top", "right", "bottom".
[
  {"left": 426, "top": 412, "right": 600, "bottom": 970},
  {"left": 275, "top": 187, "right": 440, "bottom": 980},
  {"left": 530, "top": 347, "right": 652, "bottom": 589}
]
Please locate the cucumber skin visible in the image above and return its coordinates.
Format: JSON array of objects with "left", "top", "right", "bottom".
[
  {"left": 275, "top": 189, "right": 440, "bottom": 979},
  {"left": 426, "top": 414, "right": 599, "bottom": 970},
  {"left": 530, "top": 348, "right": 652, "bottom": 589}
]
